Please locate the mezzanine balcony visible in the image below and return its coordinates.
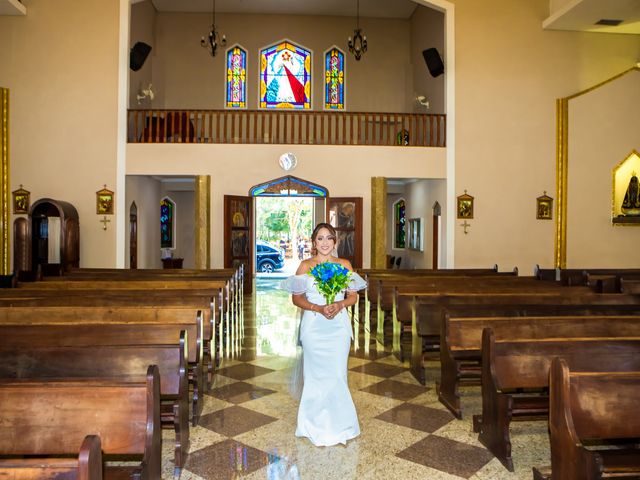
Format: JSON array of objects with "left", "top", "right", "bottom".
[{"left": 128, "top": 109, "right": 446, "bottom": 147}]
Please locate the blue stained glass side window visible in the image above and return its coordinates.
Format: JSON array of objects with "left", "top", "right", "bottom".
[
  {"left": 394, "top": 199, "right": 406, "bottom": 249},
  {"left": 226, "top": 45, "right": 247, "bottom": 108},
  {"left": 324, "top": 47, "right": 345, "bottom": 110},
  {"left": 160, "top": 197, "right": 174, "bottom": 249}
]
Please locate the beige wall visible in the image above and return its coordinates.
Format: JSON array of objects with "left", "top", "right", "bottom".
[
  {"left": 127, "top": 144, "right": 446, "bottom": 268},
  {"left": 151, "top": 12, "right": 412, "bottom": 112},
  {"left": 451, "top": 0, "right": 639, "bottom": 273},
  {"left": 567, "top": 69, "right": 640, "bottom": 267},
  {"left": 129, "top": 0, "right": 155, "bottom": 108},
  {"left": 410, "top": 5, "right": 445, "bottom": 113},
  {"left": 125, "top": 174, "right": 161, "bottom": 268},
  {"left": 0, "top": 0, "right": 121, "bottom": 268}
]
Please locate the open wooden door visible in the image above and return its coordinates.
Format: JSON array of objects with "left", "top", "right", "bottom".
[
  {"left": 224, "top": 195, "right": 253, "bottom": 294},
  {"left": 327, "top": 197, "right": 362, "bottom": 268}
]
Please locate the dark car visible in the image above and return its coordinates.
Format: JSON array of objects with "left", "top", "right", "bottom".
[{"left": 256, "top": 240, "right": 284, "bottom": 273}]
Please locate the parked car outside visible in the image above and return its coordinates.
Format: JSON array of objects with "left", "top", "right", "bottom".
[{"left": 256, "top": 240, "right": 285, "bottom": 273}]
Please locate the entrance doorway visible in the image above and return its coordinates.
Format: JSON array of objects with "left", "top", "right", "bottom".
[{"left": 255, "top": 196, "right": 315, "bottom": 277}]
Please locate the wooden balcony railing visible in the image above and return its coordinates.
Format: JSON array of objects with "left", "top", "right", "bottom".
[{"left": 128, "top": 109, "right": 446, "bottom": 147}]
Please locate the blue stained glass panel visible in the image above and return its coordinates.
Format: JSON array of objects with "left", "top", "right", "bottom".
[
  {"left": 324, "top": 48, "right": 344, "bottom": 110},
  {"left": 226, "top": 46, "right": 247, "bottom": 108},
  {"left": 160, "top": 198, "right": 174, "bottom": 249}
]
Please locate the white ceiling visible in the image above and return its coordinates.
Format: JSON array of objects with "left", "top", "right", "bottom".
[
  {"left": 543, "top": 0, "right": 640, "bottom": 34},
  {"left": 151, "top": 0, "right": 419, "bottom": 19}
]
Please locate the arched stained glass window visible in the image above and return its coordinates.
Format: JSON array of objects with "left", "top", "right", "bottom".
[
  {"left": 324, "top": 47, "right": 345, "bottom": 110},
  {"left": 226, "top": 45, "right": 247, "bottom": 108},
  {"left": 260, "top": 40, "right": 311, "bottom": 109},
  {"left": 394, "top": 199, "right": 406, "bottom": 249},
  {"left": 160, "top": 197, "right": 175, "bottom": 249}
]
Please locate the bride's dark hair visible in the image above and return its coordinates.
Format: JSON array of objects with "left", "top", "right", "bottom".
[{"left": 310, "top": 222, "right": 337, "bottom": 256}]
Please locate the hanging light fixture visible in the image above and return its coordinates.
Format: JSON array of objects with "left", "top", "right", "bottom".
[
  {"left": 347, "top": 0, "right": 367, "bottom": 61},
  {"left": 200, "top": 0, "right": 226, "bottom": 57}
]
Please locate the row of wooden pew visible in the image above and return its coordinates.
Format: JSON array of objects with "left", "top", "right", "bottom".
[
  {"left": 0, "top": 266, "right": 243, "bottom": 479},
  {"left": 355, "top": 266, "right": 640, "bottom": 479}
]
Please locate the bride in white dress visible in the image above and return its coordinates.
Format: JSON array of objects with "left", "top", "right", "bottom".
[{"left": 282, "top": 223, "right": 367, "bottom": 447}]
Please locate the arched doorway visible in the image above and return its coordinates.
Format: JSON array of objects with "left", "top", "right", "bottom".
[
  {"left": 129, "top": 202, "right": 138, "bottom": 269},
  {"left": 13, "top": 198, "right": 80, "bottom": 276}
]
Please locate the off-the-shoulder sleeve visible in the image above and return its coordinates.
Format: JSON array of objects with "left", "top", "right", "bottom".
[
  {"left": 280, "top": 275, "right": 309, "bottom": 295},
  {"left": 347, "top": 272, "right": 367, "bottom": 291}
]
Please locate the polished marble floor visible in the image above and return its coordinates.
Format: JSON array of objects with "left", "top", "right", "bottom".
[{"left": 168, "top": 279, "right": 550, "bottom": 479}]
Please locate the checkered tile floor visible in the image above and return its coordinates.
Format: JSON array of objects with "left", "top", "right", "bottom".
[{"left": 166, "top": 279, "right": 549, "bottom": 479}]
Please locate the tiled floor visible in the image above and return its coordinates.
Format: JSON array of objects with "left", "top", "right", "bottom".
[{"left": 168, "top": 278, "right": 550, "bottom": 479}]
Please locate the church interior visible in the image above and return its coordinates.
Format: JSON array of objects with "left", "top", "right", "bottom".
[{"left": 1, "top": 0, "right": 639, "bottom": 479}]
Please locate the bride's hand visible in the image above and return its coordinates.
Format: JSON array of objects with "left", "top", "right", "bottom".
[{"left": 320, "top": 303, "right": 339, "bottom": 319}]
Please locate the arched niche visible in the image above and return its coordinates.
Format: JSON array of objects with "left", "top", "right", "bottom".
[{"left": 13, "top": 198, "right": 80, "bottom": 275}]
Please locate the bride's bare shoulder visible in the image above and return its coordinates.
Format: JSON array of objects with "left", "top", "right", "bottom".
[
  {"left": 296, "top": 259, "right": 313, "bottom": 275},
  {"left": 335, "top": 257, "right": 354, "bottom": 272}
]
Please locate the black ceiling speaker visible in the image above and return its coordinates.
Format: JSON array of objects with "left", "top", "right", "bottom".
[
  {"left": 422, "top": 48, "right": 444, "bottom": 77},
  {"left": 130, "top": 42, "right": 152, "bottom": 72}
]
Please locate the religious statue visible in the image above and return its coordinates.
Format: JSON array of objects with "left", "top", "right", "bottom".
[{"left": 621, "top": 173, "right": 640, "bottom": 216}]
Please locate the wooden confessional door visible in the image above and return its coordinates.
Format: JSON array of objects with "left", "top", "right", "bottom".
[
  {"left": 224, "top": 195, "right": 253, "bottom": 294},
  {"left": 327, "top": 197, "right": 363, "bottom": 268}
]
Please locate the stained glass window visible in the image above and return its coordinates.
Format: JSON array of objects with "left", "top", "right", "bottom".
[
  {"left": 260, "top": 41, "right": 311, "bottom": 109},
  {"left": 226, "top": 45, "right": 247, "bottom": 108},
  {"left": 160, "top": 197, "right": 175, "bottom": 249},
  {"left": 394, "top": 199, "right": 406, "bottom": 249},
  {"left": 324, "top": 47, "right": 345, "bottom": 110}
]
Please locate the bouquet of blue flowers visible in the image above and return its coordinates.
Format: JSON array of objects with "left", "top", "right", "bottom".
[{"left": 308, "top": 262, "right": 352, "bottom": 305}]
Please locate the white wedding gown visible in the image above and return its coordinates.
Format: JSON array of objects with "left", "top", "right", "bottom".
[{"left": 282, "top": 272, "right": 366, "bottom": 447}]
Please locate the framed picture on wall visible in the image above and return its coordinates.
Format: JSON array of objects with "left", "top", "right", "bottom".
[
  {"left": 407, "top": 218, "right": 423, "bottom": 251},
  {"left": 12, "top": 186, "right": 30, "bottom": 214},
  {"left": 536, "top": 192, "right": 553, "bottom": 220},
  {"left": 457, "top": 190, "right": 474, "bottom": 219},
  {"left": 96, "top": 186, "right": 114, "bottom": 215}
]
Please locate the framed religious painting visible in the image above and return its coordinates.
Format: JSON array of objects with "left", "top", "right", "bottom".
[
  {"left": 12, "top": 186, "right": 30, "bottom": 214},
  {"left": 96, "top": 186, "right": 114, "bottom": 215},
  {"left": 457, "top": 191, "right": 474, "bottom": 219},
  {"left": 536, "top": 192, "right": 553, "bottom": 220}
]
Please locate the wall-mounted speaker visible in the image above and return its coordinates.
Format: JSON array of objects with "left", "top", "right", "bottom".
[
  {"left": 130, "top": 42, "right": 152, "bottom": 72},
  {"left": 422, "top": 48, "right": 444, "bottom": 78}
]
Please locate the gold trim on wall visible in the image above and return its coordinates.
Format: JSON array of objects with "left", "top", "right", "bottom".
[
  {"left": 370, "top": 177, "right": 387, "bottom": 269},
  {"left": 195, "top": 175, "right": 211, "bottom": 269},
  {"left": 0, "top": 88, "right": 9, "bottom": 275},
  {"left": 554, "top": 66, "right": 640, "bottom": 268}
]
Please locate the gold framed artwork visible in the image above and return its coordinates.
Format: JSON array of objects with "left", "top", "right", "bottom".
[
  {"left": 536, "top": 192, "right": 553, "bottom": 220},
  {"left": 12, "top": 186, "right": 30, "bottom": 214},
  {"left": 457, "top": 190, "right": 474, "bottom": 219},
  {"left": 96, "top": 186, "right": 114, "bottom": 215}
]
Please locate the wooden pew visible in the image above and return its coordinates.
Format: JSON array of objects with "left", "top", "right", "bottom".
[
  {"left": 0, "top": 306, "right": 205, "bottom": 425},
  {"left": 532, "top": 358, "right": 640, "bottom": 480},
  {"left": 403, "top": 290, "right": 640, "bottom": 383},
  {"left": 0, "top": 435, "right": 102, "bottom": 480},
  {"left": 438, "top": 306, "right": 640, "bottom": 418},
  {"left": 0, "top": 365, "right": 162, "bottom": 480},
  {"left": 0, "top": 290, "right": 221, "bottom": 391},
  {"left": 478, "top": 330, "right": 640, "bottom": 471},
  {"left": 0, "top": 332, "right": 189, "bottom": 477}
]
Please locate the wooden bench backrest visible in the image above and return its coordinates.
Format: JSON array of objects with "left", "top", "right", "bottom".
[
  {"left": 17, "top": 279, "right": 226, "bottom": 290},
  {"left": 448, "top": 315, "right": 640, "bottom": 351},
  {"left": 551, "top": 358, "right": 640, "bottom": 442},
  {"left": 0, "top": 322, "right": 201, "bottom": 365},
  {"left": 484, "top": 330, "right": 640, "bottom": 390},
  {"left": 0, "top": 365, "right": 160, "bottom": 457},
  {"left": 0, "top": 334, "right": 186, "bottom": 395}
]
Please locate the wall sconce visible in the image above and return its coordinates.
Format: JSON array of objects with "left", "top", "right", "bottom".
[
  {"left": 416, "top": 95, "right": 430, "bottom": 109},
  {"left": 136, "top": 83, "right": 155, "bottom": 104}
]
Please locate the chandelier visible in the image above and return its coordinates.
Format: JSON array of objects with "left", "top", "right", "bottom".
[
  {"left": 200, "top": 0, "right": 226, "bottom": 57},
  {"left": 347, "top": 0, "right": 367, "bottom": 61}
]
